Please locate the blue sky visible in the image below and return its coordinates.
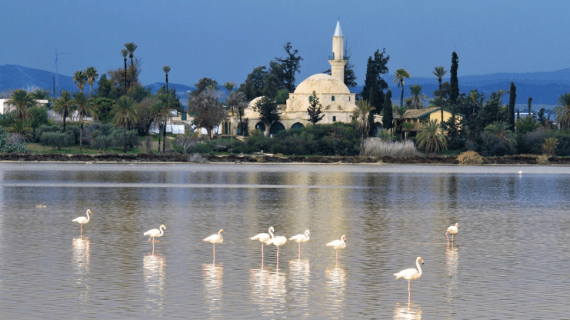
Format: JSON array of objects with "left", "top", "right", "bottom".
[{"left": 2, "top": 0, "right": 569, "bottom": 88}]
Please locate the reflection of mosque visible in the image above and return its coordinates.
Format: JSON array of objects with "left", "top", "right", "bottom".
[
  {"left": 143, "top": 254, "right": 166, "bottom": 313},
  {"left": 202, "top": 263, "right": 223, "bottom": 317},
  {"left": 393, "top": 302, "right": 422, "bottom": 320},
  {"left": 249, "top": 268, "right": 287, "bottom": 317},
  {"left": 72, "top": 237, "right": 90, "bottom": 304},
  {"left": 325, "top": 267, "right": 346, "bottom": 318}
]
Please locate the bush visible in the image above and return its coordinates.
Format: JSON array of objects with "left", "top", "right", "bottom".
[
  {"left": 363, "top": 138, "right": 419, "bottom": 157},
  {"left": 480, "top": 132, "right": 515, "bottom": 156},
  {"left": 35, "top": 124, "right": 62, "bottom": 142},
  {"left": 0, "top": 126, "right": 27, "bottom": 153},
  {"left": 40, "top": 131, "right": 74, "bottom": 150}
]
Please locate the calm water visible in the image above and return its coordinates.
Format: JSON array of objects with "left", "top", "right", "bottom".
[{"left": 0, "top": 163, "right": 569, "bottom": 319}]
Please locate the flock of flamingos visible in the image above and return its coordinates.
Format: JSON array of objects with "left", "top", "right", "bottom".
[{"left": 72, "top": 208, "right": 460, "bottom": 302}]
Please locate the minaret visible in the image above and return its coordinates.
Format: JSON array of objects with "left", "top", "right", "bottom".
[{"left": 329, "top": 21, "right": 347, "bottom": 83}]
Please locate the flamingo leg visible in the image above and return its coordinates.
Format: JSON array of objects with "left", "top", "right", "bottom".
[
  {"left": 408, "top": 280, "right": 411, "bottom": 302},
  {"left": 261, "top": 243, "right": 264, "bottom": 262}
]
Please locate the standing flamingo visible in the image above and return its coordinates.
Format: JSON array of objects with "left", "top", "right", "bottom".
[
  {"left": 289, "top": 230, "right": 310, "bottom": 259},
  {"left": 326, "top": 235, "right": 347, "bottom": 264},
  {"left": 72, "top": 209, "right": 91, "bottom": 237},
  {"left": 266, "top": 229, "right": 287, "bottom": 268},
  {"left": 203, "top": 229, "right": 224, "bottom": 262},
  {"left": 250, "top": 227, "right": 274, "bottom": 263},
  {"left": 394, "top": 256, "right": 424, "bottom": 302},
  {"left": 446, "top": 223, "right": 459, "bottom": 247},
  {"left": 144, "top": 224, "right": 166, "bottom": 252}
]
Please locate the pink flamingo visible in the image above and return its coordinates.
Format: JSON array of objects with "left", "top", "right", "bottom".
[
  {"left": 326, "top": 235, "right": 347, "bottom": 264},
  {"left": 203, "top": 229, "right": 224, "bottom": 262},
  {"left": 250, "top": 227, "right": 274, "bottom": 263},
  {"left": 394, "top": 257, "right": 424, "bottom": 303},
  {"left": 289, "top": 230, "right": 310, "bottom": 259}
]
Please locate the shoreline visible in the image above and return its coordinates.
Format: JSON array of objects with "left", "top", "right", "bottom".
[{"left": 0, "top": 153, "right": 569, "bottom": 165}]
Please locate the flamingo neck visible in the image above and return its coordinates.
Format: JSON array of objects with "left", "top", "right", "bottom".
[
  {"left": 86, "top": 211, "right": 90, "bottom": 222},
  {"left": 159, "top": 226, "right": 165, "bottom": 235},
  {"left": 268, "top": 228, "right": 274, "bottom": 239},
  {"left": 416, "top": 259, "right": 423, "bottom": 276},
  {"left": 305, "top": 231, "right": 310, "bottom": 239}
]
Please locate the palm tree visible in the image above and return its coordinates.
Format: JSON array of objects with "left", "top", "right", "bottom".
[
  {"left": 72, "top": 91, "right": 92, "bottom": 152},
  {"left": 152, "top": 100, "right": 171, "bottom": 153},
  {"left": 408, "top": 84, "right": 425, "bottom": 110},
  {"left": 416, "top": 120, "right": 447, "bottom": 154},
  {"left": 124, "top": 42, "right": 138, "bottom": 68},
  {"left": 484, "top": 121, "right": 515, "bottom": 147},
  {"left": 394, "top": 68, "right": 410, "bottom": 108},
  {"left": 73, "top": 71, "right": 87, "bottom": 92},
  {"left": 121, "top": 49, "right": 128, "bottom": 95},
  {"left": 433, "top": 66, "right": 447, "bottom": 123},
  {"left": 5, "top": 89, "right": 34, "bottom": 121},
  {"left": 353, "top": 99, "right": 375, "bottom": 155},
  {"left": 393, "top": 105, "right": 407, "bottom": 139},
  {"left": 226, "top": 91, "right": 248, "bottom": 135},
  {"left": 469, "top": 90, "right": 478, "bottom": 116},
  {"left": 113, "top": 96, "right": 138, "bottom": 153},
  {"left": 163, "top": 66, "right": 171, "bottom": 92},
  {"left": 29, "top": 88, "right": 51, "bottom": 100},
  {"left": 52, "top": 91, "right": 73, "bottom": 132},
  {"left": 85, "top": 67, "right": 99, "bottom": 97},
  {"left": 554, "top": 93, "right": 570, "bottom": 129}
]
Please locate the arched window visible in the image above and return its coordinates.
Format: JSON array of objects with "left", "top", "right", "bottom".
[
  {"left": 291, "top": 122, "right": 304, "bottom": 129},
  {"left": 349, "top": 96, "right": 351, "bottom": 101},
  {"left": 331, "top": 96, "right": 335, "bottom": 102},
  {"left": 332, "top": 116, "right": 337, "bottom": 122}
]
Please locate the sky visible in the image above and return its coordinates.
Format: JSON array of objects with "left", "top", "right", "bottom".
[{"left": 2, "top": 0, "right": 570, "bottom": 88}]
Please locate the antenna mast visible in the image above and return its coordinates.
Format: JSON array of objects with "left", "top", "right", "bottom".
[{"left": 53, "top": 47, "right": 70, "bottom": 97}]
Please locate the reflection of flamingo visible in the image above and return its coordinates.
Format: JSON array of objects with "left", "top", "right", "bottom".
[
  {"left": 326, "top": 235, "right": 347, "bottom": 264},
  {"left": 266, "top": 229, "right": 287, "bottom": 268},
  {"left": 394, "top": 302, "right": 422, "bottom": 320},
  {"left": 289, "top": 230, "right": 310, "bottom": 259},
  {"left": 394, "top": 257, "right": 424, "bottom": 302},
  {"left": 203, "top": 229, "right": 224, "bottom": 262},
  {"left": 250, "top": 227, "right": 274, "bottom": 263},
  {"left": 144, "top": 224, "right": 166, "bottom": 253},
  {"left": 72, "top": 209, "right": 91, "bottom": 237},
  {"left": 446, "top": 223, "right": 459, "bottom": 246}
]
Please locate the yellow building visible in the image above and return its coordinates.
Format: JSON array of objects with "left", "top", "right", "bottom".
[{"left": 395, "top": 106, "right": 463, "bottom": 135}]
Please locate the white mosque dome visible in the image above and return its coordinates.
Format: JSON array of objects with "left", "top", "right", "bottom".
[
  {"left": 248, "top": 96, "right": 266, "bottom": 108},
  {"left": 293, "top": 74, "right": 351, "bottom": 95}
]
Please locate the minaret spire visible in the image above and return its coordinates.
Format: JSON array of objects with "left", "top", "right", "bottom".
[{"left": 329, "top": 21, "right": 346, "bottom": 82}]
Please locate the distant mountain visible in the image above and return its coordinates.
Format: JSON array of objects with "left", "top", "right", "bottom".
[
  {"left": 2, "top": 64, "right": 569, "bottom": 106},
  {"left": 351, "top": 68, "right": 570, "bottom": 107}
]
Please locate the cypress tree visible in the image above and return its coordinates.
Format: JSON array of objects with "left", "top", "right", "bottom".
[
  {"left": 508, "top": 82, "right": 516, "bottom": 129},
  {"left": 383, "top": 90, "right": 393, "bottom": 131},
  {"left": 527, "top": 97, "right": 533, "bottom": 117},
  {"left": 450, "top": 52, "right": 459, "bottom": 105}
]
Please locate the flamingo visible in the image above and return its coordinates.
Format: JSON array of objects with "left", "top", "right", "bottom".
[
  {"left": 266, "top": 229, "right": 287, "bottom": 268},
  {"left": 144, "top": 224, "right": 166, "bottom": 252},
  {"left": 326, "top": 235, "right": 347, "bottom": 264},
  {"left": 446, "top": 223, "right": 459, "bottom": 246},
  {"left": 289, "top": 229, "right": 310, "bottom": 259},
  {"left": 203, "top": 229, "right": 224, "bottom": 262},
  {"left": 250, "top": 227, "right": 274, "bottom": 263},
  {"left": 394, "top": 256, "right": 424, "bottom": 302},
  {"left": 72, "top": 209, "right": 91, "bottom": 236}
]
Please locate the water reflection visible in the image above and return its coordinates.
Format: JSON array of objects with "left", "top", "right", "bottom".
[
  {"left": 289, "top": 259, "right": 310, "bottom": 313},
  {"left": 72, "top": 237, "right": 90, "bottom": 303},
  {"left": 203, "top": 263, "right": 223, "bottom": 318},
  {"left": 143, "top": 253, "right": 166, "bottom": 313},
  {"left": 446, "top": 248, "right": 459, "bottom": 303},
  {"left": 325, "top": 267, "right": 346, "bottom": 318},
  {"left": 394, "top": 302, "right": 422, "bottom": 320},
  {"left": 250, "top": 267, "right": 286, "bottom": 317}
]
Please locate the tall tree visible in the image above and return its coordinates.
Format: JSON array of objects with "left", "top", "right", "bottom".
[
  {"left": 124, "top": 42, "right": 138, "bottom": 69},
  {"left": 353, "top": 99, "right": 374, "bottom": 155},
  {"left": 382, "top": 90, "right": 393, "bottom": 131},
  {"left": 239, "top": 66, "right": 269, "bottom": 100},
  {"left": 152, "top": 100, "right": 171, "bottom": 153},
  {"left": 52, "top": 91, "right": 73, "bottom": 132},
  {"left": 163, "top": 66, "right": 171, "bottom": 92},
  {"left": 433, "top": 66, "right": 447, "bottom": 123},
  {"left": 188, "top": 88, "right": 226, "bottom": 139},
  {"left": 72, "top": 91, "right": 92, "bottom": 152},
  {"left": 393, "top": 68, "right": 410, "bottom": 107},
  {"left": 253, "top": 96, "right": 280, "bottom": 135},
  {"left": 450, "top": 52, "right": 459, "bottom": 105},
  {"left": 274, "top": 42, "right": 302, "bottom": 92},
  {"left": 5, "top": 89, "right": 34, "bottom": 121},
  {"left": 194, "top": 78, "right": 218, "bottom": 95},
  {"left": 29, "top": 88, "right": 51, "bottom": 100},
  {"left": 85, "top": 67, "right": 99, "bottom": 97},
  {"left": 408, "top": 84, "right": 425, "bottom": 110},
  {"left": 307, "top": 91, "right": 325, "bottom": 125},
  {"left": 508, "top": 82, "right": 516, "bottom": 129},
  {"left": 527, "top": 97, "right": 533, "bottom": 117},
  {"left": 73, "top": 70, "right": 87, "bottom": 92},
  {"left": 226, "top": 91, "right": 248, "bottom": 135},
  {"left": 554, "top": 93, "right": 570, "bottom": 129},
  {"left": 112, "top": 96, "right": 138, "bottom": 152},
  {"left": 361, "top": 49, "right": 390, "bottom": 109},
  {"left": 121, "top": 49, "right": 128, "bottom": 95}
]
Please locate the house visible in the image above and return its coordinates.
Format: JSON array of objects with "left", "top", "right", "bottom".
[
  {"left": 0, "top": 99, "right": 49, "bottom": 114},
  {"left": 394, "top": 106, "right": 463, "bottom": 135}
]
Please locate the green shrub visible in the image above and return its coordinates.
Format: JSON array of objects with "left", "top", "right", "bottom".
[
  {"left": 0, "top": 126, "right": 27, "bottom": 153},
  {"left": 40, "top": 131, "right": 74, "bottom": 150}
]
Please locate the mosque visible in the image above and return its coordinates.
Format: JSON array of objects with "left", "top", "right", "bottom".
[{"left": 221, "top": 21, "right": 365, "bottom": 137}]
